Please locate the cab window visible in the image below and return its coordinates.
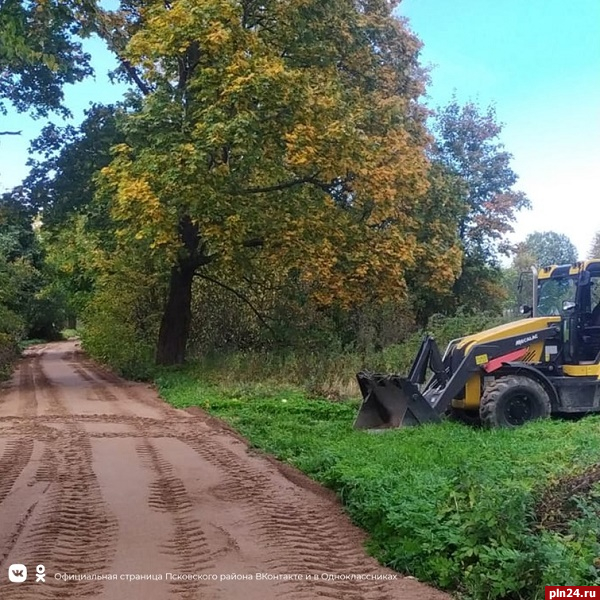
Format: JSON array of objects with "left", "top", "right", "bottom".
[{"left": 537, "top": 277, "right": 577, "bottom": 316}]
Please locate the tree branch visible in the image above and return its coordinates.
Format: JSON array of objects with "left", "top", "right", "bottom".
[
  {"left": 91, "top": 10, "right": 153, "bottom": 98},
  {"left": 241, "top": 173, "right": 329, "bottom": 194},
  {"left": 241, "top": 176, "right": 314, "bottom": 194},
  {"left": 195, "top": 273, "right": 277, "bottom": 337},
  {"left": 178, "top": 42, "right": 200, "bottom": 91},
  {"left": 119, "top": 58, "right": 152, "bottom": 96},
  {"left": 242, "top": 237, "right": 264, "bottom": 248}
]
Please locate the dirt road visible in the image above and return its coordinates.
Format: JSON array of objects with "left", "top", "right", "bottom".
[{"left": 0, "top": 342, "right": 448, "bottom": 600}]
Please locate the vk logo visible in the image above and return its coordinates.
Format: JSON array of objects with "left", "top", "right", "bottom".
[{"left": 8, "top": 564, "right": 28, "bottom": 583}]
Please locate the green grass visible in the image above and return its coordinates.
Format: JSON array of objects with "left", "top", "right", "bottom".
[
  {"left": 156, "top": 367, "right": 600, "bottom": 599},
  {"left": 61, "top": 328, "right": 80, "bottom": 340},
  {"left": 18, "top": 338, "right": 47, "bottom": 350}
]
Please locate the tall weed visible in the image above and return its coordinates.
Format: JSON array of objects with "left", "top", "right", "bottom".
[{"left": 194, "top": 311, "right": 505, "bottom": 398}]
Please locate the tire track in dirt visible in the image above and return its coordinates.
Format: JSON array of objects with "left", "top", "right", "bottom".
[
  {"left": 0, "top": 358, "right": 54, "bottom": 574},
  {"left": 135, "top": 440, "right": 215, "bottom": 599},
  {"left": 68, "top": 354, "right": 218, "bottom": 598},
  {"left": 32, "top": 352, "right": 117, "bottom": 598},
  {"left": 71, "top": 354, "right": 176, "bottom": 420},
  {"left": 70, "top": 362, "right": 125, "bottom": 403},
  {"left": 0, "top": 356, "right": 36, "bottom": 419},
  {"left": 0, "top": 342, "right": 449, "bottom": 600},
  {"left": 0, "top": 439, "right": 34, "bottom": 505},
  {"left": 32, "top": 354, "right": 69, "bottom": 417},
  {"left": 20, "top": 357, "right": 37, "bottom": 418},
  {"left": 0, "top": 414, "right": 192, "bottom": 441},
  {"left": 185, "top": 433, "right": 397, "bottom": 600},
  {"left": 0, "top": 430, "right": 118, "bottom": 600},
  {"left": 0, "top": 437, "right": 49, "bottom": 561},
  {"left": 0, "top": 346, "right": 118, "bottom": 600},
  {"left": 71, "top": 358, "right": 217, "bottom": 598},
  {"left": 82, "top": 371, "right": 216, "bottom": 598}
]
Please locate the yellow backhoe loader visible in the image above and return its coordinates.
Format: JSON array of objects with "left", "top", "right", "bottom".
[{"left": 355, "top": 260, "right": 600, "bottom": 429}]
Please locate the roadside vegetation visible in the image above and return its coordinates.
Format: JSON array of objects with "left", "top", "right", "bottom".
[
  {"left": 156, "top": 368, "right": 600, "bottom": 599},
  {"left": 0, "top": 199, "right": 67, "bottom": 379},
  {"left": 177, "top": 311, "right": 505, "bottom": 400}
]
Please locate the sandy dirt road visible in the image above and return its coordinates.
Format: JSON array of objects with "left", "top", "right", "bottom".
[{"left": 0, "top": 342, "right": 448, "bottom": 600}]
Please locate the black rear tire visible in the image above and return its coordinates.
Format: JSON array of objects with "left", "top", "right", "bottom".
[{"left": 480, "top": 375, "right": 551, "bottom": 428}]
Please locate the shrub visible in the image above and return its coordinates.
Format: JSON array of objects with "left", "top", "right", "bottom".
[
  {"left": 0, "top": 304, "right": 24, "bottom": 380},
  {"left": 190, "top": 311, "right": 506, "bottom": 398},
  {"left": 80, "top": 262, "right": 165, "bottom": 379},
  {"left": 0, "top": 332, "right": 19, "bottom": 380}
]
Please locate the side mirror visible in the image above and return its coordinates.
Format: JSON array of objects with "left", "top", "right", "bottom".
[
  {"left": 563, "top": 300, "right": 576, "bottom": 312},
  {"left": 519, "top": 304, "right": 532, "bottom": 315}
]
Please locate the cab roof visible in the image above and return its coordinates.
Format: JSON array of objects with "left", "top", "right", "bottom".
[{"left": 538, "top": 259, "right": 600, "bottom": 280}]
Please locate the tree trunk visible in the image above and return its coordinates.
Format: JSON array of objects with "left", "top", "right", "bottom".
[
  {"left": 155, "top": 215, "right": 214, "bottom": 366},
  {"left": 155, "top": 262, "right": 195, "bottom": 365}
]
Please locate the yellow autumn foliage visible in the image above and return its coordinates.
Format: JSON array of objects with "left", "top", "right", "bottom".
[{"left": 97, "top": 0, "right": 460, "bottom": 319}]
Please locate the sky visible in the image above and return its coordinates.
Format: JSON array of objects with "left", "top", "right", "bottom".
[
  {"left": 399, "top": 0, "right": 600, "bottom": 259},
  {"left": 1, "top": 0, "right": 599, "bottom": 259},
  {"left": 0, "top": 36, "right": 127, "bottom": 190}
]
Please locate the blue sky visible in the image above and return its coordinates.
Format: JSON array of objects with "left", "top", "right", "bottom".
[
  {"left": 0, "top": 36, "right": 126, "bottom": 191},
  {"left": 399, "top": 0, "right": 600, "bottom": 259},
  {"left": 1, "top": 0, "right": 599, "bottom": 259}
]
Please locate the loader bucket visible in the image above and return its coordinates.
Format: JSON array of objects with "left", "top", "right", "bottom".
[{"left": 354, "top": 372, "right": 442, "bottom": 430}]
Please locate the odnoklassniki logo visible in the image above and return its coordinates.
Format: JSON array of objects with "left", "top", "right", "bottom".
[{"left": 8, "top": 564, "right": 27, "bottom": 583}]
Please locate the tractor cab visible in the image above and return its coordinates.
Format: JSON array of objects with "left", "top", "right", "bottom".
[{"left": 534, "top": 260, "right": 600, "bottom": 364}]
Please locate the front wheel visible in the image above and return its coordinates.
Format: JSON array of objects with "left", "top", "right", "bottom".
[{"left": 480, "top": 375, "right": 551, "bottom": 428}]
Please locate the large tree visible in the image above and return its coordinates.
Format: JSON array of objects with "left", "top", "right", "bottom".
[
  {"left": 516, "top": 231, "right": 578, "bottom": 267},
  {"left": 23, "top": 103, "right": 124, "bottom": 224},
  {"left": 404, "top": 160, "right": 464, "bottom": 325},
  {"left": 98, "top": 0, "right": 442, "bottom": 365},
  {"left": 502, "top": 231, "right": 577, "bottom": 315},
  {"left": 588, "top": 231, "right": 600, "bottom": 259},
  {"left": 7, "top": 103, "right": 130, "bottom": 328},
  {"left": 432, "top": 97, "right": 530, "bottom": 257},
  {"left": 430, "top": 97, "right": 530, "bottom": 314},
  {"left": 0, "top": 192, "right": 66, "bottom": 338}
]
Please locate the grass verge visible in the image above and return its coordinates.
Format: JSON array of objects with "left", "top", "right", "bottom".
[{"left": 156, "top": 368, "right": 600, "bottom": 600}]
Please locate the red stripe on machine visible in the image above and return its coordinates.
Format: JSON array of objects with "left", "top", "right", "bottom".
[{"left": 482, "top": 348, "right": 528, "bottom": 373}]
